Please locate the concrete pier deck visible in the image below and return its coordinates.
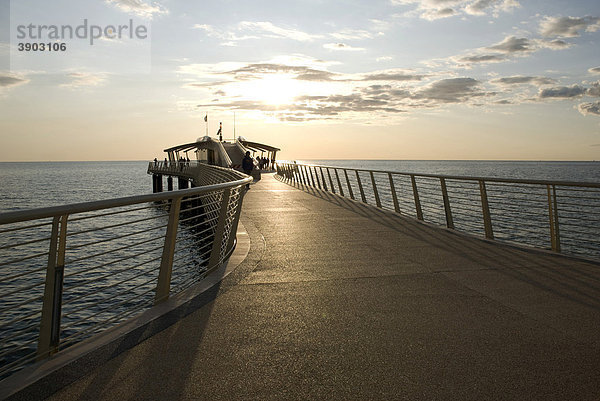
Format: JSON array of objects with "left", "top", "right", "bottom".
[{"left": 46, "top": 173, "right": 600, "bottom": 400}]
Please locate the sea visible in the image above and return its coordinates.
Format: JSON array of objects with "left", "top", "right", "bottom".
[
  {"left": 0, "top": 160, "right": 599, "bottom": 377},
  {"left": 2, "top": 160, "right": 600, "bottom": 212}
]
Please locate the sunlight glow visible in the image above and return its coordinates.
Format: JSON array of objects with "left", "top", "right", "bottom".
[{"left": 228, "top": 74, "right": 305, "bottom": 106}]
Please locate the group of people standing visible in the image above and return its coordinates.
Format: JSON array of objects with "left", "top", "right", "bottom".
[{"left": 256, "top": 156, "right": 271, "bottom": 170}]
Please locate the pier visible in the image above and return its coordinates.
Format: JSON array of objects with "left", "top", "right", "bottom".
[{"left": 19, "top": 172, "right": 600, "bottom": 400}]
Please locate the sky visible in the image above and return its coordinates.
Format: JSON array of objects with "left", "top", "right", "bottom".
[{"left": 0, "top": 0, "right": 599, "bottom": 161}]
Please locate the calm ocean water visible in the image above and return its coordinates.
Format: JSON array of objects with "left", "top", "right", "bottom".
[
  {"left": 1, "top": 160, "right": 599, "bottom": 212},
  {"left": 0, "top": 161, "right": 151, "bottom": 213}
]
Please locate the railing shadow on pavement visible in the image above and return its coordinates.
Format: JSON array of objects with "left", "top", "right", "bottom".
[{"left": 275, "top": 174, "right": 600, "bottom": 313}]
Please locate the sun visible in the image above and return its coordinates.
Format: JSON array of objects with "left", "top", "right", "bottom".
[{"left": 230, "top": 74, "right": 304, "bottom": 106}]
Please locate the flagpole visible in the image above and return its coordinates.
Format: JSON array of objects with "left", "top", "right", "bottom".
[{"left": 205, "top": 113, "right": 208, "bottom": 137}]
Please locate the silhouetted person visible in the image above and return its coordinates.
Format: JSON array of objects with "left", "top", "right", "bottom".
[{"left": 242, "top": 151, "right": 254, "bottom": 189}]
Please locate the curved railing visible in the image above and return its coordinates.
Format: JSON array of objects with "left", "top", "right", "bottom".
[
  {"left": 276, "top": 162, "right": 600, "bottom": 261},
  {"left": 0, "top": 165, "right": 251, "bottom": 378},
  {"left": 147, "top": 160, "right": 247, "bottom": 185}
]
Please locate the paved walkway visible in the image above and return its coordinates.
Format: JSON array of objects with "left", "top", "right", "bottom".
[{"left": 47, "top": 173, "right": 600, "bottom": 400}]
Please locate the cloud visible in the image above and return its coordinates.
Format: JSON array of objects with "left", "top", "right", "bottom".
[
  {"left": 488, "top": 36, "right": 533, "bottom": 53},
  {"left": 457, "top": 54, "right": 506, "bottom": 64},
  {"left": 362, "top": 70, "right": 426, "bottom": 81},
  {"left": 577, "top": 101, "right": 600, "bottom": 116},
  {"left": 105, "top": 0, "right": 167, "bottom": 18},
  {"left": 413, "top": 77, "right": 487, "bottom": 103},
  {"left": 590, "top": 67, "right": 600, "bottom": 75},
  {"left": 196, "top": 22, "right": 383, "bottom": 46},
  {"left": 192, "top": 24, "right": 218, "bottom": 36},
  {"left": 491, "top": 76, "right": 555, "bottom": 86},
  {"left": 451, "top": 36, "right": 531, "bottom": 67},
  {"left": 391, "top": 0, "right": 520, "bottom": 20},
  {"left": 0, "top": 74, "right": 29, "bottom": 89},
  {"left": 376, "top": 56, "right": 394, "bottom": 62},
  {"left": 323, "top": 43, "right": 365, "bottom": 51},
  {"left": 178, "top": 56, "right": 344, "bottom": 86},
  {"left": 238, "top": 21, "right": 321, "bottom": 41},
  {"left": 588, "top": 82, "right": 600, "bottom": 97},
  {"left": 225, "top": 63, "right": 340, "bottom": 81},
  {"left": 537, "top": 39, "right": 571, "bottom": 49},
  {"left": 330, "top": 29, "right": 376, "bottom": 40},
  {"left": 539, "top": 84, "right": 587, "bottom": 99},
  {"left": 61, "top": 72, "right": 106, "bottom": 89},
  {"left": 449, "top": 34, "right": 571, "bottom": 68},
  {"left": 539, "top": 16, "right": 600, "bottom": 38},
  {"left": 192, "top": 24, "right": 259, "bottom": 44},
  {"left": 465, "top": 0, "right": 520, "bottom": 16},
  {"left": 423, "top": 7, "right": 458, "bottom": 20}
]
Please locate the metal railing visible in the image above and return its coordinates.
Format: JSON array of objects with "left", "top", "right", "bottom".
[
  {"left": 148, "top": 160, "right": 230, "bottom": 182},
  {"left": 276, "top": 162, "right": 600, "bottom": 261},
  {"left": 0, "top": 164, "right": 251, "bottom": 378}
]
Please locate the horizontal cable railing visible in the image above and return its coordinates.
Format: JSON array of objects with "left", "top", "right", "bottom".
[
  {"left": 0, "top": 165, "right": 251, "bottom": 379},
  {"left": 276, "top": 162, "right": 600, "bottom": 261}
]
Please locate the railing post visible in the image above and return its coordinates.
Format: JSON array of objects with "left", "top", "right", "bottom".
[
  {"left": 308, "top": 166, "right": 316, "bottom": 187},
  {"left": 293, "top": 164, "right": 300, "bottom": 183},
  {"left": 208, "top": 188, "right": 232, "bottom": 268},
  {"left": 356, "top": 170, "right": 367, "bottom": 203},
  {"left": 553, "top": 185, "right": 561, "bottom": 252},
  {"left": 314, "top": 166, "right": 322, "bottom": 190},
  {"left": 547, "top": 184, "right": 561, "bottom": 252},
  {"left": 334, "top": 169, "right": 344, "bottom": 197},
  {"left": 440, "top": 178, "right": 454, "bottom": 229},
  {"left": 300, "top": 165, "right": 308, "bottom": 186},
  {"left": 306, "top": 166, "right": 315, "bottom": 187},
  {"left": 319, "top": 167, "right": 328, "bottom": 191},
  {"left": 155, "top": 197, "right": 182, "bottom": 304},
  {"left": 302, "top": 165, "right": 310, "bottom": 186},
  {"left": 326, "top": 168, "right": 336, "bottom": 194},
  {"left": 389, "top": 173, "right": 400, "bottom": 214},
  {"left": 344, "top": 169, "right": 355, "bottom": 200},
  {"left": 370, "top": 172, "right": 382, "bottom": 208},
  {"left": 38, "top": 214, "right": 68, "bottom": 359},
  {"left": 411, "top": 175, "right": 423, "bottom": 220},
  {"left": 479, "top": 180, "right": 494, "bottom": 239},
  {"left": 226, "top": 187, "right": 246, "bottom": 253}
]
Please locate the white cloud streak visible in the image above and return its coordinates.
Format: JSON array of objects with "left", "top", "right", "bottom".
[
  {"left": 238, "top": 21, "right": 322, "bottom": 42},
  {"left": 105, "top": 0, "right": 167, "bottom": 19},
  {"left": 391, "top": 0, "right": 520, "bottom": 20},
  {"left": 539, "top": 16, "right": 600, "bottom": 38},
  {"left": 323, "top": 43, "right": 366, "bottom": 51},
  {"left": 61, "top": 73, "right": 107, "bottom": 89}
]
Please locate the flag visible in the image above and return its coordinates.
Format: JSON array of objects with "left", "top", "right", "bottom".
[{"left": 204, "top": 114, "right": 208, "bottom": 122}]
